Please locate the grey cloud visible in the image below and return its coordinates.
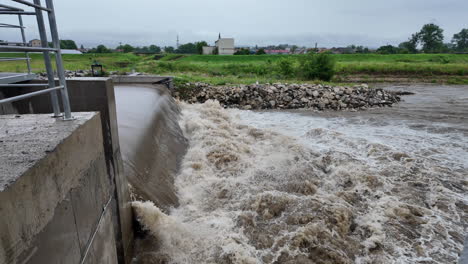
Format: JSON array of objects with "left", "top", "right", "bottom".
[{"left": 1, "top": 0, "right": 467, "bottom": 48}]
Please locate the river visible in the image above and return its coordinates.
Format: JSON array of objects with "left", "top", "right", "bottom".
[{"left": 130, "top": 84, "right": 467, "bottom": 264}]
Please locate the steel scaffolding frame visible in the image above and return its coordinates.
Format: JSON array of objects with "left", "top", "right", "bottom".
[{"left": 0, "top": 0, "right": 72, "bottom": 120}]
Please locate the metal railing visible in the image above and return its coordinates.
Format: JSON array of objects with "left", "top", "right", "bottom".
[{"left": 0, "top": 0, "right": 73, "bottom": 120}]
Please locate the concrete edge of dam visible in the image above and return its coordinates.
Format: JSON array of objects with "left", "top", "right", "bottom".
[
  {"left": 0, "top": 76, "right": 174, "bottom": 264},
  {"left": 0, "top": 112, "right": 119, "bottom": 263}
]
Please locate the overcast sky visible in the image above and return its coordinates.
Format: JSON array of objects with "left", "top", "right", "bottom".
[{"left": 3, "top": 0, "right": 468, "bottom": 48}]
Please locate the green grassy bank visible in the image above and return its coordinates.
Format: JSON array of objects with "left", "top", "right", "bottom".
[{"left": 1, "top": 53, "right": 467, "bottom": 84}]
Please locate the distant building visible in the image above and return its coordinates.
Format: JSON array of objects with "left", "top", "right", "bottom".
[
  {"left": 316, "top": 48, "right": 330, "bottom": 53},
  {"left": 203, "top": 33, "right": 235, "bottom": 55},
  {"left": 29, "top": 39, "right": 41, "bottom": 47}
]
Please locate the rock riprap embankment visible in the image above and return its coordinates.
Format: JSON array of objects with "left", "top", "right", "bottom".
[
  {"left": 173, "top": 83, "right": 401, "bottom": 111},
  {"left": 37, "top": 70, "right": 131, "bottom": 78}
]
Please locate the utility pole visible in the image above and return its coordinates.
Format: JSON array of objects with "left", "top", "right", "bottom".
[{"left": 176, "top": 34, "right": 180, "bottom": 49}]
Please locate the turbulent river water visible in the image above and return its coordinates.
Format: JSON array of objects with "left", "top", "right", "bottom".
[{"left": 131, "top": 84, "right": 467, "bottom": 264}]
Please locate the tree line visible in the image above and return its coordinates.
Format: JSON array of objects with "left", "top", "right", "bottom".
[
  {"left": 64, "top": 23, "right": 468, "bottom": 55},
  {"left": 87, "top": 41, "right": 209, "bottom": 54},
  {"left": 377, "top": 24, "right": 468, "bottom": 54}
]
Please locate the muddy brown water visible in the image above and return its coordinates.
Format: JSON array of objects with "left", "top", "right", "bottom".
[{"left": 116, "top": 84, "right": 467, "bottom": 264}]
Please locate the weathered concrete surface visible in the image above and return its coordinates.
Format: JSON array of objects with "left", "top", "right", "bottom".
[
  {"left": 0, "top": 78, "right": 133, "bottom": 263},
  {"left": 0, "top": 113, "right": 118, "bottom": 264},
  {"left": 0, "top": 76, "right": 178, "bottom": 263}
]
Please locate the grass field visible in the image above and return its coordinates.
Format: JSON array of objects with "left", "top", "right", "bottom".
[{"left": 1, "top": 53, "right": 468, "bottom": 84}]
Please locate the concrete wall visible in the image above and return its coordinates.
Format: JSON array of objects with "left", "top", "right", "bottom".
[
  {"left": 0, "top": 78, "right": 133, "bottom": 263},
  {"left": 0, "top": 113, "right": 118, "bottom": 264}
]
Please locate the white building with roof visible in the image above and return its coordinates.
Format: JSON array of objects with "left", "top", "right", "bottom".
[{"left": 203, "top": 34, "right": 235, "bottom": 55}]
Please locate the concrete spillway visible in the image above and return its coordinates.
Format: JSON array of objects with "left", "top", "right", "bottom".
[{"left": 115, "top": 84, "right": 187, "bottom": 210}]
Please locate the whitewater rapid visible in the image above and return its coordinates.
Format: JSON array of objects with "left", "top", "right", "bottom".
[{"left": 133, "top": 85, "right": 467, "bottom": 264}]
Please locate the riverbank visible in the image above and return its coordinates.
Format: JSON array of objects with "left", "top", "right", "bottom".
[{"left": 1, "top": 53, "right": 467, "bottom": 85}]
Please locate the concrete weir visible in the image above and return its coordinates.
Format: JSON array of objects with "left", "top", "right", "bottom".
[
  {"left": 0, "top": 113, "right": 118, "bottom": 263},
  {"left": 0, "top": 76, "right": 182, "bottom": 263}
]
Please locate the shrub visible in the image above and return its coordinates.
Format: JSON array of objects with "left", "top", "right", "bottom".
[
  {"left": 298, "top": 53, "right": 336, "bottom": 81},
  {"left": 276, "top": 58, "right": 295, "bottom": 77},
  {"left": 256, "top": 48, "right": 266, "bottom": 55},
  {"left": 235, "top": 48, "right": 251, "bottom": 55},
  {"left": 429, "top": 56, "right": 451, "bottom": 64}
]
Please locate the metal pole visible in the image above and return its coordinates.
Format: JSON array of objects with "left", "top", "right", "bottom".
[
  {"left": 45, "top": 0, "right": 73, "bottom": 120},
  {"left": 12, "top": 0, "right": 51, "bottom": 12},
  {"left": 18, "top": 15, "right": 31, "bottom": 73},
  {"left": 0, "top": 86, "right": 63, "bottom": 104},
  {"left": 0, "top": 11, "right": 36, "bottom": 15},
  {"left": 0, "top": 84, "right": 49, "bottom": 87},
  {"left": 33, "top": 0, "right": 61, "bottom": 117},
  {"left": 0, "top": 3, "right": 24, "bottom": 11}
]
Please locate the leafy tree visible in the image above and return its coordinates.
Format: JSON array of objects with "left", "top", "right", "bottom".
[
  {"left": 234, "top": 48, "right": 250, "bottom": 55},
  {"left": 149, "top": 45, "right": 161, "bottom": 53},
  {"left": 298, "top": 52, "right": 335, "bottom": 81},
  {"left": 164, "top": 46, "right": 175, "bottom": 53},
  {"left": 195, "top": 41, "right": 208, "bottom": 54},
  {"left": 93, "top": 45, "right": 111, "bottom": 53},
  {"left": 60, "top": 39, "right": 78, "bottom": 49},
  {"left": 176, "top": 43, "right": 197, "bottom": 54},
  {"left": 290, "top": 45, "right": 299, "bottom": 53},
  {"left": 256, "top": 48, "right": 266, "bottom": 55},
  {"left": 452, "top": 28, "right": 468, "bottom": 51},
  {"left": 399, "top": 41, "right": 416, "bottom": 53},
  {"left": 117, "top": 44, "right": 135, "bottom": 53},
  {"left": 137, "top": 46, "right": 149, "bottom": 53},
  {"left": 376, "top": 45, "right": 400, "bottom": 54},
  {"left": 80, "top": 44, "right": 84, "bottom": 49},
  {"left": 355, "top": 46, "right": 370, "bottom": 53},
  {"left": 417, "top": 23, "right": 444, "bottom": 53}
]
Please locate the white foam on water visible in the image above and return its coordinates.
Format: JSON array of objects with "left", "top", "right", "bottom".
[{"left": 133, "top": 100, "right": 467, "bottom": 264}]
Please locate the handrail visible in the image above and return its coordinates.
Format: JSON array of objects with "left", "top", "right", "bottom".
[
  {"left": 0, "top": 3, "right": 24, "bottom": 11},
  {"left": 0, "top": 57, "right": 31, "bottom": 61},
  {"left": 11, "top": 0, "right": 51, "bottom": 12},
  {"left": 0, "top": 86, "right": 63, "bottom": 104},
  {"left": 0, "top": 23, "right": 24, "bottom": 28},
  {"left": 0, "top": 46, "right": 58, "bottom": 52},
  {"left": 0, "top": 84, "right": 48, "bottom": 87},
  {"left": 0, "top": 11, "right": 36, "bottom": 15},
  {"left": 0, "top": 0, "right": 73, "bottom": 120}
]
